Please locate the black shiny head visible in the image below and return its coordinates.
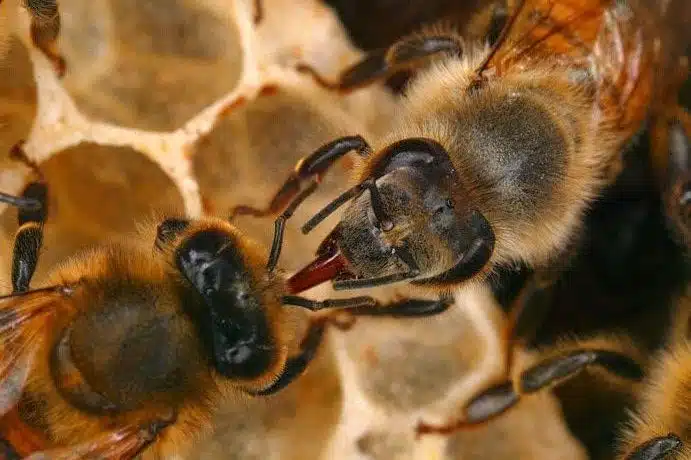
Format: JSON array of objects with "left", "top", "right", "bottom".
[
  {"left": 322, "top": 138, "right": 495, "bottom": 289},
  {"left": 175, "top": 229, "right": 275, "bottom": 380}
]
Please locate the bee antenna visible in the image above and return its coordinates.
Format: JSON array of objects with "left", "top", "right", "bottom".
[
  {"left": 302, "top": 182, "right": 367, "bottom": 234},
  {"left": 301, "top": 178, "right": 395, "bottom": 235},
  {"left": 267, "top": 181, "right": 318, "bottom": 272},
  {"left": 0, "top": 191, "right": 42, "bottom": 211}
]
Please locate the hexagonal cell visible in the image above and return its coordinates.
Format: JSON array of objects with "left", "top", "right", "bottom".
[
  {"left": 59, "top": 0, "right": 244, "bottom": 131},
  {"left": 0, "top": 143, "right": 184, "bottom": 282},
  {"left": 339, "top": 304, "right": 483, "bottom": 412},
  {"left": 355, "top": 429, "right": 413, "bottom": 460},
  {"left": 58, "top": 0, "right": 113, "bottom": 83},
  {"left": 0, "top": 37, "right": 38, "bottom": 167},
  {"left": 192, "top": 84, "right": 365, "bottom": 270},
  {"left": 445, "top": 390, "right": 588, "bottom": 460},
  {"left": 0, "top": 1, "right": 11, "bottom": 59},
  {"left": 198, "top": 334, "right": 343, "bottom": 460}
]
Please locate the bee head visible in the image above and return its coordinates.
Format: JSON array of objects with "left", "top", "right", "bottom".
[
  {"left": 172, "top": 226, "right": 277, "bottom": 380},
  {"left": 288, "top": 138, "right": 495, "bottom": 293}
]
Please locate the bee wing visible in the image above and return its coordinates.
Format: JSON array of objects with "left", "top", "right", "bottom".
[
  {"left": 481, "top": 0, "right": 679, "bottom": 132},
  {"left": 477, "top": 0, "right": 605, "bottom": 72},
  {"left": 0, "top": 335, "right": 38, "bottom": 416},
  {"left": 0, "top": 289, "right": 62, "bottom": 417},
  {"left": 24, "top": 421, "right": 170, "bottom": 460}
]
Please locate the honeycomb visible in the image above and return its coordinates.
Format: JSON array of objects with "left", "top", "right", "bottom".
[{"left": 0, "top": 0, "right": 588, "bottom": 458}]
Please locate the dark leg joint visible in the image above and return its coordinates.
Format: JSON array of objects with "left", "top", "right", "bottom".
[
  {"left": 415, "top": 381, "right": 518, "bottom": 437},
  {"left": 17, "top": 183, "right": 47, "bottom": 226},
  {"left": 519, "top": 349, "right": 643, "bottom": 394},
  {"left": 281, "top": 295, "right": 376, "bottom": 311},
  {"left": 520, "top": 351, "right": 595, "bottom": 394},
  {"left": 298, "top": 33, "right": 463, "bottom": 92},
  {"left": 297, "top": 135, "right": 371, "bottom": 176},
  {"left": 385, "top": 35, "right": 463, "bottom": 66},
  {"left": 345, "top": 295, "right": 452, "bottom": 318},
  {"left": 463, "top": 381, "right": 519, "bottom": 423}
]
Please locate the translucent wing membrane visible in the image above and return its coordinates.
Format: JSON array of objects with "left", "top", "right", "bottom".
[
  {"left": 24, "top": 419, "right": 172, "bottom": 460},
  {"left": 481, "top": 0, "right": 669, "bottom": 132},
  {"left": 0, "top": 288, "right": 62, "bottom": 417},
  {"left": 0, "top": 327, "right": 40, "bottom": 416},
  {"left": 484, "top": 0, "right": 614, "bottom": 71}
]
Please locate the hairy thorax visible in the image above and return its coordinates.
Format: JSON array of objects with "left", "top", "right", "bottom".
[{"left": 382, "top": 58, "right": 606, "bottom": 269}]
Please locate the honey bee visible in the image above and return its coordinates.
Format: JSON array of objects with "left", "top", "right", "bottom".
[
  {"left": 234, "top": 0, "right": 683, "bottom": 297},
  {"left": 232, "top": 0, "right": 690, "bottom": 434},
  {"left": 0, "top": 0, "right": 65, "bottom": 76},
  {"left": 0, "top": 147, "right": 448, "bottom": 458}
]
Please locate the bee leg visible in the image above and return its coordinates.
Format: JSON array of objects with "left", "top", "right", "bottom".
[
  {"left": 230, "top": 135, "right": 371, "bottom": 220},
  {"left": 416, "top": 346, "right": 643, "bottom": 436},
  {"left": 25, "top": 0, "right": 66, "bottom": 78},
  {"left": 266, "top": 181, "right": 317, "bottom": 272},
  {"left": 501, "top": 270, "right": 556, "bottom": 379},
  {"left": 624, "top": 434, "right": 682, "bottom": 460},
  {"left": 296, "top": 33, "right": 463, "bottom": 92},
  {"left": 311, "top": 295, "right": 454, "bottom": 332},
  {"left": 248, "top": 318, "right": 327, "bottom": 396},
  {"left": 1, "top": 180, "right": 48, "bottom": 294},
  {"left": 282, "top": 294, "right": 451, "bottom": 318},
  {"left": 336, "top": 294, "right": 453, "bottom": 320}
]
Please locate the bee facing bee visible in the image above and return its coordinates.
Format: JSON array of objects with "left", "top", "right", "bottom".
[
  {"left": 234, "top": 0, "right": 691, "bottom": 436},
  {"left": 0, "top": 144, "right": 456, "bottom": 459}
]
